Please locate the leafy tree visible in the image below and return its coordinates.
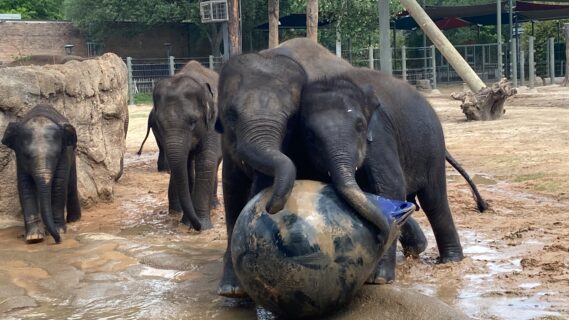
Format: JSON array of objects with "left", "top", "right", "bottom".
[{"left": 0, "top": 0, "right": 64, "bottom": 19}]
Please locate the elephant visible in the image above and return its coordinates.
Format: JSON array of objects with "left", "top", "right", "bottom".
[
  {"left": 144, "top": 61, "right": 221, "bottom": 231},
  {"left": 298, "top": 68, "right": 488, "bottom": 284},
  {"left": 215, "top": 52, "right": 309, "bottom": 297},
  {"left": 216, "top": 39, "right": 428, "bottom": 297},
  {"left": 1, "top": 103, "right": 81, "bottom": 244}
]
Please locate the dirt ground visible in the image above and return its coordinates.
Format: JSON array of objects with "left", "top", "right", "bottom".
[{"left": 1, "top": 84, "right": 568, "bottom": 319}]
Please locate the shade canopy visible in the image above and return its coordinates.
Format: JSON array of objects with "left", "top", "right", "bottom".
[{"left": 394, "top": 0, "right": 569, "bottom": 30}]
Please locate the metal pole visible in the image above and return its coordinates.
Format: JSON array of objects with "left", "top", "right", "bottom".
[
  {"left": 126, "top": 57, "right": 134, "bottom": 106},
  {"left": 431, "top": 45, "right": 437, "bottom": 89},
  {"left": 336, "top": 30, "right": 342, "bottom": 58},
  {"left": 222, "top": 22, "right": 230, "bottom": 62},
  {"left": 169, "top": 56, "right": 175, "bottom": 76},
  {"left": 549, "top": 37, "right": 555, "bottom": 84},
  {"left": 422, "top": 0, "right": 427, "bottom": 77},
  {"left": 511, "top": 37, "right": 517, "bottom": 87},
  {"left": 378, "top": 0, "right": 393, "bottom": 74},
  {"left": 209, "top": 55, "right": 214, "bottom": 70},
  {"left": 402, "top": 46, "right": 407, "bottom": 81},
  {"left": 529, "top": 36, "right": 535, "bottom": 88},
  {"left": 369, "top": 46, "right": 375, "bottom": 70},
  {"left": 520, "top": 49, "right": 525, "bottom": 86},
  {"left": 497, "top": 0, "right": 503, "bottom": 78}
]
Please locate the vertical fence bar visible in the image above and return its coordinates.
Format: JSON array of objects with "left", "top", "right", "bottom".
[
  {"left": 126, "top": 57, "right": 134, "bottom": 106},
  {"left": 549, "top": 37, "right": 555, "bottom": 84},
  {"left": 336, "top": 30, "right": 342, "bottom": 58},
  {"left": 511, "top": 38, "right": 518, "bottom": 87},
  {"left": 169, "top": 56, "right": 175, "bottom": 76},
  {"left": 402, "top": 46, "right": 407, "bottom": 82},
  {"left": 520, "top": 49, "right": 525, "bottom": 86},
  {"left": 209, "top": 55, "right": 215, "bottom": 69},
  {"left": 369, "top": 46, "right": 375, "bottom": 70},
  {"left": 529, "top": 36, "right": 535, "bottom": 88},
  {"left": 431, "top": 45, "right": 437, "bottom": 89}
]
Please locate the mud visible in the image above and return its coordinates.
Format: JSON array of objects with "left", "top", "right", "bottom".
[{"left": 1, "top": 85, "right": 569, "bottom": 319}]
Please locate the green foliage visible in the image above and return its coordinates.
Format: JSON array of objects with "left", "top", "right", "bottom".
[
  {"left": 0, "top": 0, "right": 64, "bottom": 19},
  {"left": 134, "top": 93, "right": 152, "bottom": 105}
]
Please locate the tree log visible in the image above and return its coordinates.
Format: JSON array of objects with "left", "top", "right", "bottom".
[
  {"left": 268, "top": 0, "right": 279, "bottom": 48},
  {"left": 451, "top": 78, "right": 517, "bottom": 121},
  {"left": 400, "top": 0, "right": 516, "bottom": 120},
  {"left": 307, "top": 0, "right": 318, "bottom": 42},
  {"left": 563, "top": 23, "right": 569, "bottom": 86},
  {"left": 228, "top": 0, "right": 241, "bottom": 56}
]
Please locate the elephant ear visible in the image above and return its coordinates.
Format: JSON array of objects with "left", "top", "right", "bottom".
[
  {"left": 62, "top": 123, "right": 77, "bottom": 148},
  {"left": 360, "top": 84, "right": 381, "bottom": 121},
  {"left": 2, "top": 122, "right": 20, "bottom": 150},
  {"left": 201, "top": 82, "right": 217, "bottom": 130}
]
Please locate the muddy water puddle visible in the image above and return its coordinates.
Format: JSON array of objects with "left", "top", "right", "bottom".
[{"left": 1, "top": 164, "right": 568, "bottom": 319}]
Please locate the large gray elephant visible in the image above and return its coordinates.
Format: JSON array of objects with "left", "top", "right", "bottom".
[
  {"left": 144, "top": 61, "right": 221, "bottom": 231},
  {"left": 2, "top": 104, "right": 81, "bottom": 243},
  {"left": 299, "top": 68, "right": 488, "bottom": 284}
]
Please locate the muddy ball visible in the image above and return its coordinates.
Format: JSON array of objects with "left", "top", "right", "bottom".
[{"left": 231, "top": 180, "right": 407, "bottom": 319}]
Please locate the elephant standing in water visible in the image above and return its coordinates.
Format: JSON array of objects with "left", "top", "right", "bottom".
[
  {"left": 2, "top": 104, "right": 81, "bottom": 243},
  {"left": 142, "top": 61, "right": 221, "bottom": 231},
  {"left": 299, "top": 69, "right": 488, "bottom": 284}
]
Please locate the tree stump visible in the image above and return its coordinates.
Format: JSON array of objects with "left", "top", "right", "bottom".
[{"left": 451, "top": 78, "right": 517, "bottom": 121}]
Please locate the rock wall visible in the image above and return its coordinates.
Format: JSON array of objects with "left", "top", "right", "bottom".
[{"left": 0, "top": 53, "right": 128, "bottom": 226}]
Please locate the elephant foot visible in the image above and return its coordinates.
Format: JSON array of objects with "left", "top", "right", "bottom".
[
  {"left": 399, "top": 218, "right": 428, "bottom": 258},
  {"left": 365, "top": 266, "right": 395, "bottom": 285},
  {"left": 439, "top": 250, "right": 464, "bottom": 263},
  {"left": 168, "top": 208, "right": 182, "bottom": 216},
  {"left": 25, "top": 225, "right": 45, "bottom": 244},
  {"left": 218, "top": 271, "right": 248, "bottom": 298},
  {"left": 199, "top": 218, "right": 213, "bottom": 230},
  {"left": 210, "top": 198, "right": 221, "bottom": 209},
  {"left": 56, "top": 224, "right": 67, "bottom": 235}
]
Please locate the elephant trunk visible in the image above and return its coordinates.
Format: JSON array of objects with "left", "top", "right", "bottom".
[
  {"left": 165, "top": 138, "right": 202, "bottom": 231},
  {"left": 236, "top": 117, "right": 296, "bottom": 214},
  {"left": 34, "top": 169, "right": 61, "bottom": 243},
  {"left": 328, "top": 151, "right": 390, "bottom": 242}
]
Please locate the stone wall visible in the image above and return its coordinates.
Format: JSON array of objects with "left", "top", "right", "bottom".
[
  {"left": 0, "top": 53, "right": 128, "bottom": 226},
  {"left": 0, "top": 20, "right": 87, "bottom": 64}
]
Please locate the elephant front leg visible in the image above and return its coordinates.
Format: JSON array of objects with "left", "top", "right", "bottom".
[
  {"left": 218, "top": 158, "right": 251, "bottom": 298},
  {"left": 168, "top": 176, "right": 182, "bottom": 214},
  {"left": 17, "top": 172, "right": 44, "bottom": 243},
  {"left": 192, "top": 148, "right": 219, "bottom": 230},
  {"left": 52, "top": 154, "right": 70, "bottom": 234}
]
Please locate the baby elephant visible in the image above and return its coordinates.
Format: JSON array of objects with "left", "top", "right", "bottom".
[{"left": 2, "top": 104, "right": 81, "bottom": 244}]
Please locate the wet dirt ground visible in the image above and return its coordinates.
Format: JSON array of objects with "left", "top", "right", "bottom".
[{"left": 1, "top": 84, "right": 568, "bottom": 319}]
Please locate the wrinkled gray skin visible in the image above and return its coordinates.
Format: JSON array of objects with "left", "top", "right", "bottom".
[
  {"left": 268, "top": 38, "right": 428, "bottom": 258},
  {"left": 215, "top": 52, "right": 308, "bottom": 298},
  {"left": 1, "top": 104, "right": 81, "bottom": 244},
  {"left": 300, "top": 69, "right": 488, "bottom": 284},
  {"left": 140, "top": 61, "right": 221, "bottom": 231}
]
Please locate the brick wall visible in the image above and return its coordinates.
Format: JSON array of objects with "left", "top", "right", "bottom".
[
  {"left": 0, "top": 21, "right": 205, "bottom": 63},
  {"left": 0, "top": 20, "right": 87, "bottom": 64}
]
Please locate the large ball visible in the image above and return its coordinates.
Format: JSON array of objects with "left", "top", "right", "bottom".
[{"left": 231, "top": 180, "right": 385, "bottom": 318}]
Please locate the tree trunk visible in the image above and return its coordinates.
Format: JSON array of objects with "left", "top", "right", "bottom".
[
  {"left": 228, "top": 0, "right": 241, "bottom": 56},
  {"left": 400, "top": 0, "right": 516, "bottom": 120},
  {"left": 268, "top": 0, "right": 279, "bottom": 48},
  {"left": 306, "top": 0, "right": 318, "bottom": 42},
  {"left": 563, "top": 23, "right": 569, "bottom": 86}
]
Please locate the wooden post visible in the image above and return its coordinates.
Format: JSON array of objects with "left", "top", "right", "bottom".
[
  {"left": 126, "top": 57, "right": 134, "bottom": 106},
  {"left": 209, "top": 55, "right": 215, "bottom": 70},
  {"left": 268, "top": 0, "right": 279, "bottom": 48},
  {"left": 399, "top": 0, "right": 516, "bottom": 120},
  {"left": 228, "top": 0, "right": 241, "bottom": 56},
  {"left": 529, "top": 36, "right": 535, "bottom": 88},
  {"left": 431, "top": 45, "right": 437, "bottom": 89},
  {"left": 336, "top": 30, "right": 342, "bottom": 57},
  {"left": 497, "top": 0, "right": 503, "bottom": 78},
  {"left": 307, "top": 0, "right": 318, "bottom": 42},
  {"left": 563, "top": 23, "right": 569, "bottom": 86},
  {"left": 511, "top": 38, "right": 517, "bottom": 87},
  {"left": 378, "top": 0, "right": 392, "bottom": 74},
  {"left": 520, "top": 49, "right": 525, "bottom": 87},
  {"left": 369, "top": 46, "right": 375, "bottom": 70}
]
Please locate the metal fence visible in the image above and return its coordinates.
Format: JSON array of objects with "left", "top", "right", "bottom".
[{"left": 125, "top": 56, "right": 223, "bottom": 99}]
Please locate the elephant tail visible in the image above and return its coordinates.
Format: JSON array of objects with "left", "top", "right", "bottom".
[
  {"left": 445, "top": 150, "right": 489, "bottom": 212},
  {"left": 137, "top": 113, "right": 152, "bottom": 155}
]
